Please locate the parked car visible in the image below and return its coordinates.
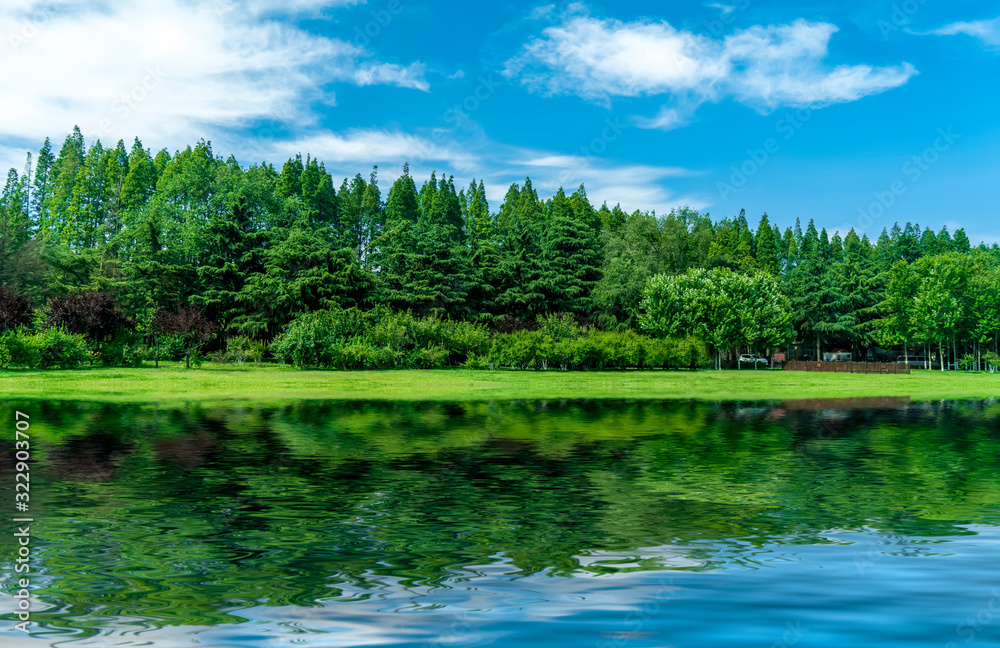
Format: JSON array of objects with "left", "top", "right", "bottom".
[
  {"left": 896, "top": 355, "right": 940, "bottom": 369},
  {"left": 739, "top": 354, "right": 769, "bottom": 366}
]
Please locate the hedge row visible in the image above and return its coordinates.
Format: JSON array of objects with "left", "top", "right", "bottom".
[
  {"left": 484, "top": 330, "right": 708, "bottom": 371},
  {"left": 270, "top": 309, "right": 708, "bottom": 371},
  {"left": 269, "top": 308, "right": 489, "bottom": 369},
  {"left": 0, "top": 302, "right": 710, "bottom": 372},
  {"left": 0, "top": 328, "right": 150, "bottom": 369}
]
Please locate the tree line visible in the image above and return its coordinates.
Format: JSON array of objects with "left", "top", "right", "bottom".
[{"left": 0, "top": 127, "right": 996, "bottom": 369}]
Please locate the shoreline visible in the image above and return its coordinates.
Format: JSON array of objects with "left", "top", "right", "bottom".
[{"left": 3, "top": 365, "right": 999, "bottom": 404}]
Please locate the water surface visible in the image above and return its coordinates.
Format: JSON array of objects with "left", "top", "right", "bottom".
[{"left": 2, "top": 398, "right": 999, "bottom": 647}]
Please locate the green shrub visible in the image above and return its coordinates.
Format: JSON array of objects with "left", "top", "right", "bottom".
[
  {"left": 490, "top": 331, "right": 552, "bottom": 370},
  {"left": 228, "top": 336, "right": 265, "bottom": 366},
  {"left": 365, "top": 310, "right": 411, "bottom": 352},
  {"left": 462, "top": 353, "right": 489, "bottom": 370},
  {"left": 101, "top": 332, "right": 150, "bottom": 367},
  {"left": 156, "top": 335, "right": 188, "bottom": 361},
  {"left": 0, "top": 329, "right": 40, "bottom": 369},
  {"left": 35, "top": 327, "right": 90, "bottom": 369},
  {"left": 537, "top": 312, "right": 580, "bottom": 341},
  {"left": 440, "top": 320, "right": 490, "bottom": 364},
  {"left": 406, "top": 344, "right": 449, "bottom": 369},
  {"left": 570, "top": 335, "right": 605, "bottom": 370},
  {"left": 270, "top": 310, "right": 343, "bottom": 368}
]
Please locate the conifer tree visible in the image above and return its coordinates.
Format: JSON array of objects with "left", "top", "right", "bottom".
[
  {"left": 537, "top": 187, "right": 601, "bottom": 316},
  {"left": 754, "top": 213, "right": 779, "bottom": 275}
]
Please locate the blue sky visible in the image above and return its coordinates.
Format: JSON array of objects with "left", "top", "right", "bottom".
[{"left": 1, "top": 0, "right": 997, "bottom": 240}]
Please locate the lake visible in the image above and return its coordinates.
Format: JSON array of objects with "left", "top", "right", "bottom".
[{"left": 2, "top": 398, "right": 999, "bottom": 647}]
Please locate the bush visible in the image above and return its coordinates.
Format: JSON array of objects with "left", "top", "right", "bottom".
[
  {"left": 490, "top": 331, "right": 552, "bottom": 370},
  {"left": 537, "top": 312, "right": 580, "bottom": 341},
  {"left": 488, "top": 329, "right": 708, "bottom": 371},
  {"left": 46, "top": 291, "right": 132, "bottom": 343},
  {"left": 100, "top": 332, "right": 150, "bottom": 367},
  {"left": 0, "top": 287, "right": 33, "bottom": 333},
  {"left": 984, "top": 351, "right": 1000, "bottom": 373},
  {"left": 267, "top": 308, "right": 711, "bottom": 373},
  {"left": 270, "top": 310, "right": 343, "bottom": 368},
  {"left": 406, "top": 344, "right": 449, "bottom": 369},
  {"left": 0, "top": 329, "right": 39, "bottom": 368},
  {"left": 228, "top": 336, "right": 265, "bottom": 366},
  {"left": 463, "top": 353, "right": 489, "bottom": 370},
  {"left": 151, "top": 306, "right": 217, "bottom": 368},
  {"left": 34, "top": 327, "right": 90, "bottom": 369},
  {"left": 271, "top": 307, "right": 491, "bottom": 370},
  {"left": 156, "top": 335, "right": 188, "bottom": 361}
]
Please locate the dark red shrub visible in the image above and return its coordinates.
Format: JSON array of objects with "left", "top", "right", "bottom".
[
  {"left": 46, "top": 291, "right": 132, "bottom": 342},
  {"left": 0, "top": 285, "right": 34, "bottom": 332}
]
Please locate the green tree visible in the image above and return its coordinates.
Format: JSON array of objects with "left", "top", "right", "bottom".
[
  {"left": 537, "top": 187, "right": 601, "bottom": 316},
  {"left": 754, "top": 213, "right": 779, "bottom": 275}
]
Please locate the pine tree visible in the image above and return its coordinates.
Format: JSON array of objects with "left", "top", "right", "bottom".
[
  {"left": 299, "top": 156, "right": 338, "bottom": 232},
  {"left": 67, "top": 140, "right": 112, "bottom": 248},
  {"left": 233, "top": 225, "right": 371, "bottom": 339},
  {"left": 781, "top": 227, "right": 797, "bottom": 273},
  {"left": 734, "top": 208, "right": 755, "bottom": 270},
  {"left": 277, "top": 155, "right": 304, "bottom": 198},
  {"left": 936, "top": 225, "right": 953, "bottom": 253},
  {"left": 953, "top": 228, "right": 971, "bottom": 253},
  {"left": 493, "top": 179, "right": 546, "bottom": 321},
  {"left": 786, "top": 219, "right": 849, "bottom": 358},
  {"left": 462, "top": 179, "right": 491, "bottom": 247},
  {"left": 104, "top": 140, "right": 129, "bottom": 238},
  {"left": 818, "top": 227, "right": 831, "bottom": 261},
  {"left": 569, "top": 184, "right": 600, "bottom": 233},
  {"left": 1, "top": 169, "right": 30, "bottom": 249},
  {"left": 661, "top": 209, "right": 690, "bottom": 274},
  {"left": 31, "top": 138, "right": 54, "bottom": 236},
  {"left": 45, "top": 126, "right": 86, "bottom": 242},
  {"left": 195, "top": 162, "right": 274, "bottom": 325},
  {"left": 754, "top": 212, "right": 779, "bottom": 275},
  {"left": 829, "top": 232, "right": 844, "bottom": 262},
  {"left": 537, "top": 187, "right": 602, "bottom": 316},
  {"left": 920, "top": 226, "right": 940, "bottom": 256},
  {"left": 121, "top": 139, "right": 158, "bottom": 211}
]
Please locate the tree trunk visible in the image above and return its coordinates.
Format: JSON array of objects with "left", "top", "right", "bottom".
[
  {"left": 185, "top": 350, "right": 191, "bottom": 369},
  {"left": 155, "top": 336, "right": 160, "bottom": 369},
  {"left": 939, "top": 341, "right": 945, "bottom": 371},
  {"left": 816, "top": 333, "right": 821, "bottom": 363}
]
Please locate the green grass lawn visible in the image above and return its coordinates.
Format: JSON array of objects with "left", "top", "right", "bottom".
[{"left": 2, "top": 363, "right": 1000, "bottom": 403}]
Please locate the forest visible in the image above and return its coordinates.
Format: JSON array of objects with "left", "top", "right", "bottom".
[{"left": 0, "top": 127, "right": 996, "bottom": 371}]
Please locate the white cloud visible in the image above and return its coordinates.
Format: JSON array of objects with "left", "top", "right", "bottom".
[
  {"left": 926, "top": 17, "right": 1000, "bottom": 48},
  {"left": 245, "top": 0, "right": 366, "bottom": 15},
  {"left": 262, "top": 130, "right": 473, "bottom": 170},
  {"left": 485, "top": 148, "right": 706, "bottom": 215},
  {"left": 0, "top": 0, "right": 426, "bottom": 169},
  {"left": 506, "top": 13, "right": 917, "bottom": 126},
  {"left": 723, "top": 21, "right": 916, "bottom": 108}
]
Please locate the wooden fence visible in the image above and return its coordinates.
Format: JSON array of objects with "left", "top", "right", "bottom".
[{"left": 782, "top": 361, "right": 910, "bottom": 375}]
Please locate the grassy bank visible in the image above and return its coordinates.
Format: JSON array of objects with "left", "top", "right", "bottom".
[{"left": 2, "top": 363, "right": 1000, "bottom": 404}]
